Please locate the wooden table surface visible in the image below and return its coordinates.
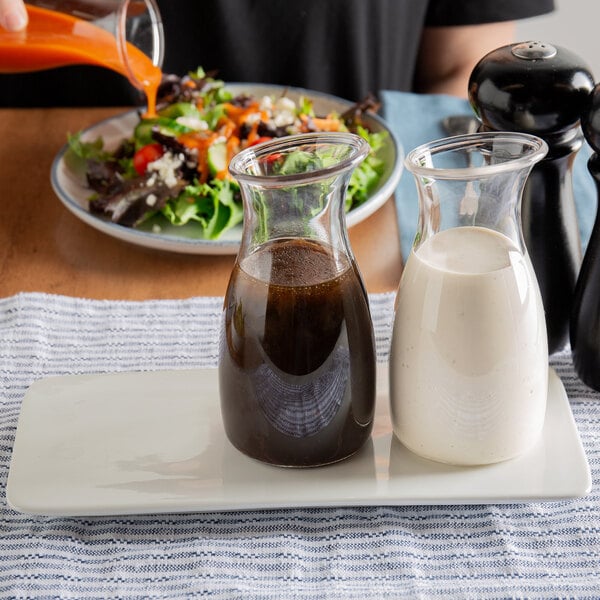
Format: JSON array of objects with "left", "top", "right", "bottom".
[{"left": 0, "top": 107, "right": 403, "bottom": 300}]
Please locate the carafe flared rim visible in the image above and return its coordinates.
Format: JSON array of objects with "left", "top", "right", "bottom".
[
  {"left": 228, "top": 132, "right": 370, "bottom": 187},
  {"left": 405, "top": 131, "right": 548, "bottom": 180},
  {"left": 117, "top": 0, "right": 165, "bottom": 87}
]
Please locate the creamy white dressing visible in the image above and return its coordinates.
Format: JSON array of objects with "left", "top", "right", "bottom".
[{"left": 389, "top": 226, "right": 548, "bottom": 465}]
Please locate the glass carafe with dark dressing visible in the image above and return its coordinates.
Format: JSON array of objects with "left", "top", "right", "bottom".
[{"left": 219, "top": 132, "right": 376, "bottom": 467}]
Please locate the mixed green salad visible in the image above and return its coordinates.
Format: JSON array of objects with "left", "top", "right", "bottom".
[{"left": 65, "top": 67, "right": 388, "bottom": 240}]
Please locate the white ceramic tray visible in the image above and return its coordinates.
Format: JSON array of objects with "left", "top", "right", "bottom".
[{"left": 6, "top": 365, "right": 591, "bottom": 516}]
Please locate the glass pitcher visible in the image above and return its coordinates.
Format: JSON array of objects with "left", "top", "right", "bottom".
[
  {"left": 390, "top": 132, "right": 549, "bottom": 466},
  {"left": 220, "top": 132, "right": 376, "bottom": 467},
  {"left": 0, "top": 0, "right": 164, "bottom": 113}
]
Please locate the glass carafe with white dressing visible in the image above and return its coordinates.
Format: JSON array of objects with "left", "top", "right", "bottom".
[{"left": 390, "top": 132, "right": 549, "bottom": 466}]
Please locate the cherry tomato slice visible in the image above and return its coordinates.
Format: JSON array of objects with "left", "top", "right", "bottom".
[
  {"left": 249, "top": 136, "right": 273, "bottom": 147},
  {"left": 265, "top": 152, "right": 282, "bottom": 164},
  {"left": 133, "top": 143, "right": 164, "bottom": 175}
]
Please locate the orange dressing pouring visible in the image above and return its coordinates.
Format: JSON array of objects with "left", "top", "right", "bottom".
[{"left": 0, "top": 5, "right": 161, "bottom": 116}]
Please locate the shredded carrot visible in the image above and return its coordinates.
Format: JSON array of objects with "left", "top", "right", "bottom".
[
  {"left": 217, "top": 117, "right": 237, "bottom": 139},
  {"left": 298, "top": 113, "right": 343, "bottom": 132},
  {"left": 226, "top": 135, "right": 240, "bottom": 160},
  {"left": 222, "top": 102, "right": 257, "bottom": 122},
  {"left": 245, "top": 121, "right": 261, "bottom": 145}
]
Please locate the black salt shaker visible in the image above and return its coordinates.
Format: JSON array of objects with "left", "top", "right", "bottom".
[
  {"left": 571, "top": 83, "right": 600, "bottom": 391},
  {"left": 469, "top": 41, "right": 595, "bottom": 354}
]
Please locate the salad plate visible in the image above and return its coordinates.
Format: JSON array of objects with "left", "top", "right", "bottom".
[
  {"left": 51, "top": 84, "right": 404, "bottom": 255},
  {"left": 6, "top": 365, "right": 591, "bottom": 516}
]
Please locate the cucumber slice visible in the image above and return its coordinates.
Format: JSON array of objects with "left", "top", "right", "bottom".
[
  {"left": 207, "top": 142, "right": 227, "bottom": 175},
  {"left": 158, "top": 102, "right": 201, "bottom": 120}
]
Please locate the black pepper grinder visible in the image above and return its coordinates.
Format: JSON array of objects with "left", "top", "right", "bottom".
[
  {"left": 570, "top": 83, "right": 600, "bottom": 391},
  {"left": 468, "top": 41, "right": 595, "bottom": 354}
]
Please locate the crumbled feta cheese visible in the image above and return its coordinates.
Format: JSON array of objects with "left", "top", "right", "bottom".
[
  {"left": 258, "top": 95, "right": 298, "bottom": 127},
  {"left": 176, "top": 116, "right": 209, "bottom": 131},
  {"left": 275, "top": 96, "right": 296, "bottom": 112},
  {"left": 152, "top": 224, "right": 162, "bottom": 234},
  {"left": 273, "top": 111, "right": 295, "bottom": 128},
  {"left": 147, "top": 151, "right": 183, "bottom": 188},
  {"left": 146, "top": 193, "right": 158, "bottom": 207},
  {"left": 272, "top": 96, "right": 297, "bottom": 128},
  {"left": 259, "top": 95, "right": 273, "bottom": 111},
  {"left": 146, "top": 175, "right": 157, "bottom": 187},
  {"left": 244, "top": 112, "right": 262, "bottom": 125}
]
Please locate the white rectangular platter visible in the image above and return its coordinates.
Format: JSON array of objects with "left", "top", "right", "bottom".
[{"left": 7, "top": 365, "right": 591, "bottom": 516}]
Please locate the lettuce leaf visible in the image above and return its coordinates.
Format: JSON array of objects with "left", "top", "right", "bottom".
[{"left": 161, "top": 178, "right": 243, "bottom": 240}]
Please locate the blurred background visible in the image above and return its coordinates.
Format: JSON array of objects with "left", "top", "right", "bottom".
[{"left": 516, "top": 0, "right": 598, "bottom": 79}]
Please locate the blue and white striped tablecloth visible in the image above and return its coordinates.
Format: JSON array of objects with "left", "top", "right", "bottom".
[{"left": 1, "top": 292, "right": 599, "bottom": 599}]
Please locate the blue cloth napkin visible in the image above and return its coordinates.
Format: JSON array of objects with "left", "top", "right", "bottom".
[{"left": 381, "top": 90, "right": 597, "bottom": 260}]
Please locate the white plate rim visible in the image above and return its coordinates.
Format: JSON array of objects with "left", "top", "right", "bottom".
[{"left": 51, "top": 83, "right": 404, "bottom": 255}]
